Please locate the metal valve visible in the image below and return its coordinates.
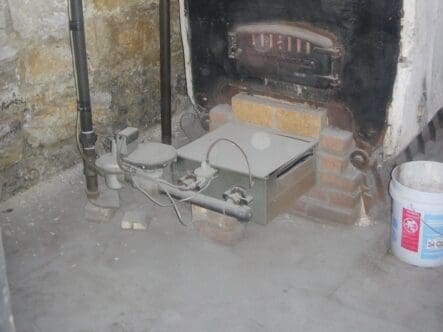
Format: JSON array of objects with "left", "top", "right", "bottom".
[{"left": 223, "top": 186, "right": 253, "bottom": 206}]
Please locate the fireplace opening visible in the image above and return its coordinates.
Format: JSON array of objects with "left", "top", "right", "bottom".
[{"left": 184, "top": 0, "right": 402, "bottom": 148}]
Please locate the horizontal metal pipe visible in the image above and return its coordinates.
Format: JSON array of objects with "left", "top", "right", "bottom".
[{"left": 160, "top": 185, "right": 252, "bottom": 222}]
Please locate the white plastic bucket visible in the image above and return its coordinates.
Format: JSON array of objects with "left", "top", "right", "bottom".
[{"left": 389, "top": 161, "right": 443, "bottom": 267}]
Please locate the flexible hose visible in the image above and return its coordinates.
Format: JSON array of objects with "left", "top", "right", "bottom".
[{"left": 206, "top": 138, "right": 254, "bottom": 188}]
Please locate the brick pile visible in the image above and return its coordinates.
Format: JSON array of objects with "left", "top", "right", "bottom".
[{"left": 294, "top": 127, "right": 363, "bottom": 224}]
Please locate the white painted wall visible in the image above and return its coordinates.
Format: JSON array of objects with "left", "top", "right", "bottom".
[
  {"left": 384, "top": 0, "right": 443, "bottom": 158},
  {"left": 179, "top": 0, "right": 197, "bottom": 110}
]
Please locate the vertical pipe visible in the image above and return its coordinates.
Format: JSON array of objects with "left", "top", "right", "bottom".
[
  {"left": 160, "top": 0, "right": 172, "bottom": 145},
  {"left": 69, "top": 0, "right": 99, "bottom": 197}
]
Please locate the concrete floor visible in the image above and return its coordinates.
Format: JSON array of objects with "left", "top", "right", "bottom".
[
  {"left": 0, "top": 165, "right": 441, "bottom": 332},
  {"left": 1, "top": 129, "right": 443, "bottom": 332}
]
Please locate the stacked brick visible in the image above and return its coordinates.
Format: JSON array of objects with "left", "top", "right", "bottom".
[
  {"left": 209, "top": 104, "right": 235, "bottom": 131},
  {"left": 209, "top": 94, "right": 327, "bottom": 139},
  {"left": 294, "top": 127, "right": 363, "bottom": 224}
]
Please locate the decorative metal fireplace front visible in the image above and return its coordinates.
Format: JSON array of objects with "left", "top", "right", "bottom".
[{"left": 227, "top": 23, "right": 343, "bottom": 89}]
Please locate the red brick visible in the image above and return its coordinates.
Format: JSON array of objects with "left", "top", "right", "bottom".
[
  {"left": 192, "top": 206, "right": 245, "bottom": 245},
  {"left": 329, "top": 189, "right": 361, "bottom": 209},
  {"left": 318, "top": 166, "right": 363, "bottom": 192},
  {"left": 319, "top": 127, "right": 354, "bottom": 156},
  {"left": 304, "top": 197, "right": 360, "bottom": 225},
  {"left": 306, "top": 186, "right": 328, "bottom": 201},
  {"left": 317, "top": 151, "right": 349, "bottom": 173},
  {"left": 209, "top": 105, "right": 235, "bottom": 131}
]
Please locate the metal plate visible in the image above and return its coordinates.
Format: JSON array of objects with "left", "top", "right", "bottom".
[{"left": 177, "top": 123, "right": 316, "bottom": 179}]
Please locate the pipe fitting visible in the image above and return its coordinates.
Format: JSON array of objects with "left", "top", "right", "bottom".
[
  {"left": 80, "top": 131, "right": 97, "bottom": 147},
  {"left": 160, "top": 185, "right": 253, "bottom": 222}
]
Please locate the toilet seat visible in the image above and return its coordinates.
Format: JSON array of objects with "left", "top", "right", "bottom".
[{"left": 123, "top": 142, "right": 177, "bottom": 170}]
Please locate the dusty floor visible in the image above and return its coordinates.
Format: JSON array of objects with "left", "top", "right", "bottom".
[{"left": 1, "top": 126, "right": 443, "bottom": 332}]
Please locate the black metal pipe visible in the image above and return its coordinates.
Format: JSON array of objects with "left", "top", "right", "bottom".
[
  {"left": 160, "top": 0, "right": 172, "bottom": 145},
  {"left": 438, "top": 109, "right": 443, "bottom": 129},
  {"left": 69, "top": 0, "right": 98, "bottom": 197}
]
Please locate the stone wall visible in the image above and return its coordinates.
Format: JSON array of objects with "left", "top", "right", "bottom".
[{"left": 0, "top": 0, "right": 185, "bottom": 200}]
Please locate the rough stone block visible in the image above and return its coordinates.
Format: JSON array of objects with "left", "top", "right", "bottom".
[
  {"left": 0, "top": 174, "right": 4, "bottom": 202},
  {"left": 0, "top": 2, "right": 7, "bottom": 32},
  {"left": 317, "top": 151, "right": 350, "bottom": 174},
  {"left": 91, "top": 92, "right": 113, "bottom": 128},
  {"left": 20, "top": 43, "right": 72, "bottom": 86},
  {"left": 0, "top": 54, "right": 18, "bottom": 94},
  {"left": 192, "top": 206, "right": 245, "bottom": 246},
  {"left": 92, "top": 8, "right": 159, "bottom": 69},
  {"left": 8, "top": 0, "right": 68, "bottom": 40},
  {"left": 0, "top": 113, "right": 24, "bottom": 170},
  {"left": 92, "top": 0, "right": 144, "bottom": 11},
  {"left": 24, "top": 101, "right": 76, "bottom": 147},
  {"left": 114, "top": 18, "right": 153, "bottom": 58},
  {"left": 209, "top": 104, "right": 234, "bottom": 131},
  {"left": 319, "top": 127, "right": 354, "bottom": 156}
]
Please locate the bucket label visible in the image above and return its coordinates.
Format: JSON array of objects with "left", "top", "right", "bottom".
[
  {"left": 401, "top": 208, "right": 421, "bottom": 252},
  {"left": 421, "top": 214, "right": 443, "bottom": 260}
]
